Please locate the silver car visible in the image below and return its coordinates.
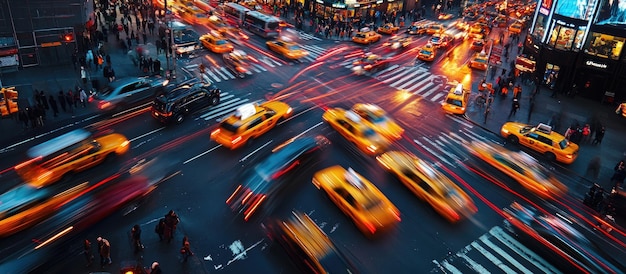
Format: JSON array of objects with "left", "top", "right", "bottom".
[{"left": 90, "top": 77, "right": 169, "bottom": 111}]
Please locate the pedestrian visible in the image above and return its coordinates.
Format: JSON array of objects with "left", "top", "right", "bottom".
[
  {"left": 508, "top": 98, "right": 520, "bottom": 118},
  {"left": 48, "top": 95, "right": 59, "bottom": 117},
  {"left": 35, "top": 105, "right": 45, "bottom": 127},
  {"left": 84, "top": 239, "right": 95, "bottom": 267},
  {"left": 610, "top": 160, "right": 626, "bottom": 189},
  {"left": 66, "top": 90, "right": 75, "bottom": 113},
  {"left": 483, "top": 106, "right": 490, "bottom": 124},
  {"left": 181, "top": 235, "right": 193, "bottom": 262},
  {"left": 153, "top": 59, "right": 161, "bottom": 76},
  {"left": 155, "top": 218, "right": 166, "bottom": 241},
  {"left": 58, "top": 90, "right": 67, "bottom": 112},
  {"left": 150, "top": 262, "right": 163, "bottom": 274},
  {"left": 581, "top": 124, "right": 591, "bottom": 143},
  {"left": 142, "top": 32, "right": 147, "bottom": 45},
  {"left": 80, "top": 88, "right": 88, "bottom": 107},
  {"left": 513, "top": 84, "right": 521, "bottom": 99},
  {"left": 592, "top": 126, "right": 605, "bottom": 145},
  {"left": 86, "top": 49, "right": 94, "bottom": 70},
  {"left": 155, "top": 39, "right": 161, "bottom": 55},
  {"left": 131, "top": 224, "right": 143, "bottom": 253},
  {"left": 97, "top": 236, "right": 112, "bottom": 267},
  {"left": 527, "top": 99, "right": 534, "bottom": 123},
  {"left": 127, "top": 36, "right": 132, "bottom": 50},
  {"left": 40, "top": 90, "right": 50, "bottom": 110},
  {"left": 586, "top": 156, "right": 601, "bottom": 180},
  {"left": 18, "top": 108, "right": 29, "bottom": 129},
  {"left": 164, "top": 210, "right": 180, "bottom": 243},
  {"left": 80, "top": 66, "right": 88, "bottom": 85}
]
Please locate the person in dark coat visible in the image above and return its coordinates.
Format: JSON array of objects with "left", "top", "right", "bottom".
[
  {"left": 155, "top": 218, "right": 165, "bottom": 241},
  {"left": 611, "top": 160, "right": 626, "bottom": 189},
  {"left": 18, "top": 108, "right": 29, "bottom": 129},
  {"left": 66, "top": 90, "right": 75, "bottom": 114},
  {"left": 181, "top": 235, "right": 193, "bottom": 262},
  {"left": 126, "top": 36, "right": 132, "bottom": 49},
  {"left": 48, "top": 95, "right": 59, "bottom": 117},
  {"left": 40, "top": 90, "right": 50, "bottom": 110},
  {"left": 131, "top": 224, "right": 143, "bottom": 253},
  {"left": 57, "top": 90, "right": 67, "bottom": 112},
  {"left": 592, "top": 126, "right": 605, "bottom": 145},
  {"left": 153, "top": 59, "right": 161, "bottom": 76},
  {"left": 164, "top": 210, "right": 179, "bottom": 243},
  {"left": 84, "top": 239, "right": 94, "bottom": 267}
]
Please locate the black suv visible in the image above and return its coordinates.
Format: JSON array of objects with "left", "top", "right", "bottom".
[{"left": 151, "top": 81, "right": 220, "bottom": 124}]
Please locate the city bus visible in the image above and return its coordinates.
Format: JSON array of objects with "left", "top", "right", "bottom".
[
  {"left": 223, "top": 2, "right": 251, "bottom": 26},
  {"left": 167, "top": 20, "right": 201, "bottom": 55},
  {"left": 244, "top": 11, "right": 280, "bottom": 39}
]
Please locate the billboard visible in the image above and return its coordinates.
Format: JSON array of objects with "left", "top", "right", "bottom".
[
  {"left": 595, "top": 0, "right": 626, "bottom": 25},
  {"left": 554, "top": 0, "right": 597, "bottom": 20}
]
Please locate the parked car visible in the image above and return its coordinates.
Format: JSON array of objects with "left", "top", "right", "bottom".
[
  {"left": 151, "top": 81, "right": 221, "bottom": 124},
  {"left": 90, "top": 76, "right": 169, "bottom": 112}
]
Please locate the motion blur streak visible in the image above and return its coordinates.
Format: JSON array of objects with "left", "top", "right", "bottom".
[
  {"left": 240, "top": 40, "right": 287, "bottom": 65},
  {"left": 91, "top": 106, "right": 151, "bottom": 131},
  {"left": 288, "top": 61, "right": 325, "bottom": 84},
  {"left": 315, "top": 45, "right": 349, "bottom": 62},
  {"left": 57, "top": 174, "right": 121, "bottom": 209},
  {"left": 131, "top": 127, "right": 213, "bottom": 162},
  {"left": 34, "top": 226, "right": 73, "bottom": 250},
  {"left": 267, "top": 80, "right": 308, "bottom": 101},
  {"left": 204, "top": 54, "right": 219, "bottom": 68}
]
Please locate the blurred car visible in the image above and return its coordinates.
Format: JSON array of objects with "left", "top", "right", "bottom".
[
  {"left": 322, "top": 107, "right": 390, "bottom": 156},
  {"left": 351, "top": 103, "right": 403, "bottom": 140},
  {"left": 452, "top": 20, "right": 469, "bottom": 31},
  {"left": 15, "top": 129, "right": 130, "bottom": 188},
  {"left": 406, "top": 22, "right": 428, "bottom": 35},
  {"left": 177, "top": 5, "right": 211, "bottom": 25},
  {"left": 469, "top": 52, "right": 488, "bottom": 70},
  {"left": 352, "top": 28, "right": 382, "bottom": 44},
  {"left": 503, "top": 202, "right": 625, "bottom": 273},
  {"left": 470, "top": 39, "right": 485, "bottom": 51},
  {"left": 199, "top": 32, "right": 234, "bottom": 53},
  {"left": 211, "top": 102, "right": 293, "bottom": 149},
  {"left": 263, "top": 211, "right": 360, "bottom": 273},
  {"left": 382, "top": 35, "right": 413, "bottom": 49},
  {"left": 377, "top": 151, "right": 477, "bottom": 223},
  {"left": 493, "top": 15, "right": 507, "bottom": 27},
  {"left": 438, "top": 13, "right": 454, "bottom": 20},
  {"left": 223, "top": 50, "right": 252, "bottom": 78},
  {"left": 416, "top": 43, "right": 436, "bottom": 62},
  {"left": 467, "top": 23, "right": 490, "bottom": 39},
  {"left": 430, "top": 33, "right": 453, "bottom": 48},
  {"left": 0, "top": 182, "right": 87, "bottom": 237},
  {"left": 206, "top": 15, "right": 232, "bottom": 34},
  {"left": 351, "top": 54, "right": 389, "bottom": 75},
  {"left": 151, "top": 81, "right": 221, "bottom": 124},
  {"left": 377, "top": 23, "right": 399, "bottom": 34},
  {"left": 500, "top": 122, "right": 579, "bottom": 164},
  {"left": 441, "top": 83, "right": 471, "bottom": 115},
  {"left": 468, "top": 141, "right": 568, "bottom": 198},
  {"left": 312, "top": 166, "right": 400, "bottom": 236},
  {"left": 226, "top": 136, "right": 330, "bottom": 221},
  {"left": 89, "top": 76, "right": 168, "bottom": 112},
  {"left": 426, "top": 24, "right": 445, "bottom": 35},
  {"left": 266, "top": 38, "right": 309, "bottom": 60},
  {"left": 508, "top": 21, "right": 523, "bottom": 34}
]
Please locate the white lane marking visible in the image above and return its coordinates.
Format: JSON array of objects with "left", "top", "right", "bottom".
[
  {"left": 417, "top": 82, "right": 438, "bottom": 97},
  {"left": 470, "top": 241, "right": 517, "bottom": 274},
  {"left": 395, "top": 71, "right": 429, "bottom": 89},
  {"left": 457, "top": 251, "right": 491, "bottom": 274},
  {"left": 430, "top": 92, "right": 446, "bottom": 102},
  {"left": 129, "top": 127, "right": 165, "bottom": 143},
  {"left": 260, "top": 57, "right": 276, "bottom": 68},
  {"left": 206, "top": 70, "right": 221, "bottom": 82},
  {"left": 372, "top": 64, "right": 400, "bottom": 78},
  {"left": 434, "top": 260, "right": 463, "bottom": 274},
  {"left": 269, "top": 58, "right": 283, "bottom": 66},
  {"left": 381, "top": 68, "right": 414, "bottom": 83},
  {"left": 447, "top": 114, "right": 474, "bottom": 128},
  {"left": 184, "top": 145, "right": 222, "bottom": 164},
  {"left": 405, "top": 75, "right": 435, "bottom": 95},
  {"left": 414, "top": 139, "right": 454, "bottom": 166},
  {"left": 388, "top": 68, "right": 424, "bottom": 88},
  {"left": 302, "top": 55, "right": 316, "bottom": 62},
  {"left": 431, "top": 137, "right": 462, "bottom": 163},
  {"left": 239, "top": 140, "right": 273, "bottom": 162},
  {"left": 490, "top": 226, "right": 562, "bottom": 274},
  {"left": 198, "top": 97, "right": 244, "bottom": 119},
  {"left": 226, "top": 239, "right": 264, "bottom": 266},
  {"left": 278, "top": 106, "right": 316, "bottom": 126},
  {"left": 339, "top": 57, "right": 358, "bottom": 67},
  {"left": 290, "top": 121, "right": 324, "bottom": 139},
  {"left": 203, "top": 74, "right": 212, "bottom": 84},
  {"left": 201, "top": 99, "right": 251, "bottom": 121},
  {"left": 299, "top": 32, "right": 322, "bottom": 41},
  {"left": 479, "top": 234, "right": 533, "bottom": 274},
  {"left": 185, "top": 63, "right": 199, "bottom": 69},
  {"left": 220, "top": 67, "right": 236, "bottom": 79},
  {"left": 213, "top": 67, "right": 229, "bottom": 80},
  {"left": 252, "top": 63, "right": 266, "bottom": 72}
]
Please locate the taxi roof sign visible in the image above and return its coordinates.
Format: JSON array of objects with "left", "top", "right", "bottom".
[
  {"left": 453, "top": 83, "right": 464, "bottom": 95},
  {"left": 234, "top": 103, "right": 257, "bottom": 120},
  {"left": 345, "top": 110, "right": 362, "bottom": 123}
]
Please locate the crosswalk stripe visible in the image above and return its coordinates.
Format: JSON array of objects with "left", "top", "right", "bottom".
[
  {"left": 413, "top": 139, "right": 454, "bottom": 167},
  {"left": 203, "top": 99, "right": 251, "bottom": 121},
  {"left": 340, "top": 57, "right": 358, "bottom": 67},
  {"left": 430, "top": 92, "right": 445, "bottom": 102},
  {"left": 470, "top": 241, "right": 517, "bottom": 274},
  {"left": 252, "top": 63, "right": 265, "bottom": 72},
  {"left": 185, "top": 63, "right": 199, "bottom": 69},
  {"left": 200, "top": 97, "right": 248, "bottom": 119},
  {"left": 394, "top": 70, "right": 429, "bottom": 90},
  {"left": 260, "top": 57, "right": 276, "bottom": 68},
  {"left": 440, "top": 260, "right": 463, "bottom": 274},
  {"left": 299, "top": 32, "right": 322, "bottom": 41},
  {"left": 430, "top": 137, "right": 462, "bottom": 163},
  {"left": 213, "top": 67, "right": 229, "bottom": 80},
  {"left": 456, "top": 252, "right": 491, "bottom": 274},
  {"left": 388, "top": 68, "right": 422, "bottom": 87},
  {"left": 372, "top": 64, "right": 399, "bottom": 77},
  {"left": 270, "top": 58, "right": 283, "bottom": 66},
  {"left": 302, "top": 45, "right": 326, "bottom": 55},
  {"left": 220, "top": 67, "right": 236, "bottom": 79},
  {"left": 202, "top": 74, "right": 212, "bottom": 84},
  {"left": 381, "top": 68, "right": 413, "bottom": 83},
  {"left": 416, "top": 82, "right": 437, "bottom": 97},
  {"left": 479, "top": 235, "right": 533, "bottom": 274},
  {"left": 205, "top": 70, "right": 221, "bottom": 82},
  {"left": 447, "top": 115, "right": 474, "bottom": 128},
  {"left": 302, "top": 55, "right": 316, "bottom": 62},
  {"left": 489, "top": 227, "right": 562, "bottom": 274}
]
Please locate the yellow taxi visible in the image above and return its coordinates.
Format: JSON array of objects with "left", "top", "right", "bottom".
[
  {"left": 0, "top": 86, "right": 19, "bottom": 117},
  {"left": 322, "top": 107, "right": 390, "bottom": 156},
  {"left": 442, "top": 83, "right": 471, "bottom": 115},
  {"left": 351, "top": 103, "right": 404, "bottom": 140},
  {"left": 0, "top": 182, "right": 88, "bottom": 237},
  {"left": 508, "top": 21, "right": 523, "bottom": 34},
  {"left": 493, "top": 14, "right": 508, "bottom": 27},
  {"left": 199, "top": 32, "right": 234, "bottom": 53},
  {"left": 500, "top": 123, "right": 579, "bottom": 164},
  {"left": 211, "top": 102, "right": 293, "bottom": 150},
  {"left": 178, "top": 6, "right": 211, "bottom": 25},
  {"left": 207, "top": 15, "right": 232, "bottom": 35},
  {"left": 352, "top": 28, "right": 382, "bottom": 44},
  {"left": 382, "top": 35, "right": 413, "bottom": 49},
  {"left": 468, "top": 141, "right": 568, "bottom": 199},
  {"left": 468, "top": 23, "right": 489, "bottom": 39},
  {"left": 312, "top": 166, "right": 401, "bottom": 237},
  {"left": 377, "top": 151, "right": 477, "bottom": 222},
  {"left": 416, "top": 43, "right": 436, "bottom": 62},
  {"left": 266, "top": 38, "right": 309, "bottom": 60},
  {"left": 15, "top": 129, "right": 130, "bottom": 188},
  {"left": 426, "top": 24, "right": 445, "bottom": 35},
  {"left": 377, "top": 23, "right": 400, "bottom": 34},
  {"left": 264, "top": 211, "right": 359, "bottom": 273},
  {"left": 469, "top": 52, "right": 488, "bottom": 70}
]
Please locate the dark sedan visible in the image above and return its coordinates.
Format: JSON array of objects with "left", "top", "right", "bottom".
[
  {"left": 226, "top": 135, "right": 330, "bottom": 221},
  {"left": 89, "top": 76, "right": 169, "bottom": 112},
  {"left": 503, "top": 202, "right": 625, "bottom": 273}
]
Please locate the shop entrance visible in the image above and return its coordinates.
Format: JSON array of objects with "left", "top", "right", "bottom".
[{"left": 575, "top": 70, "right": 609, "bottom": 101}]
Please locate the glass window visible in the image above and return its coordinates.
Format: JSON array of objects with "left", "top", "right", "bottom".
[
  {"left": 595, "top": 0, "right": 626, "bottom": 25},
  {"left": 555, "top": 0, "right": 597, "bottom": 20},
  {"left": 532, "top": 14, "right": 548, "bottom": 41},
  {"left": 584, "top": 32, "right": 625, "bottom": 60},
  {"left": 548, "top": 25, "right": 576, "bottom": 50},
  {"left": 544, "top": 63, "right": 560, "bottom": 89}
]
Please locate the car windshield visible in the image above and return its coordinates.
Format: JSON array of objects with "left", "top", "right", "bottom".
[
  {"left": 474, "top": 58, "right": 487, "bottom": 63},
  {"left": 363, "top": 112, "right": 387, "bottom": 124},
  {"left": 286, "top": 45, "right": 301, "bottom": 51},
  {"left": 216, "top": 39, "right": 228, "bottom": 45},
  {"left": 220, "top": 120, "right": 241, "bottom": 133},
  {"left": 420, "top": 49, "right": 432, "bottom": 55},
  {"left": 558, "top": 139, "right": 568, "bottom": 149},
  {"left": 361, "top": 127, "right": 377, "bottom": 137},
  {"left": 355, "top": 33, "right": 366, "bottom": 38},
  {"left": 446, "top": 98, "right": 463, "bottom": 107},
  {"left": 0, "top": 184, "right": 50, "bottom": 219}
]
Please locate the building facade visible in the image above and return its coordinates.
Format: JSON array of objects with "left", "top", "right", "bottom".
[
  {"left": 524, "top": 0, "right": 626, "bottom": 102},
  {"left": 0, "top": 0, "right": 90, "bottom": 72}
]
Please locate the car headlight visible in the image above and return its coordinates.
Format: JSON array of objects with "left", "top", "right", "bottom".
[
  {"left": 502, "top": 129, "right": 510, "bottom": 134},
  {"left": 367, "top": 145, "right": 378, "bottom": 153}
]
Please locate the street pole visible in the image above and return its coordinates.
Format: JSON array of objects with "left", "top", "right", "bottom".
[
  {"left": 163, "top": 0, "right": 176, "bottom": 81},
  {"left": 486, "top": 39, "right": 494, "bottom": 79},
  {"left": 164, "top": 0, "right": 171, "bottom": 77}
]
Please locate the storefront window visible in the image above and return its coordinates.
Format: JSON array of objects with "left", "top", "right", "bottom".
[
  {"left": 544, "top": 63, "right": 560, "bottom": 89},
  {"left": 584, "top": 32, "right": 625, "bottom": 60},
  {"left": 548, "top": 25, "right": 574, "bottom": 50},
  {"left": 554, "top": 0, "right": 597, "bottom": 20},
  {"left": 532, "top": 14, "right": 548, "bottom": 41},
  {"left": 595, "top": 0, "right": 626, "bottom": 25}
]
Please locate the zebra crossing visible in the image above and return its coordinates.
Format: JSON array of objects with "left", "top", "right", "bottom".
[
  {"left": 432, "top": 226, "right": 561, "bottom": 274},
  {"left": 195, "top": 91, "right": 257, "bottom": 122}
]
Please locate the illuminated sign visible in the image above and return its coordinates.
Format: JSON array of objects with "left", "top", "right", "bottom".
[
  {"left": 555, "top": 19, "right": 575, "bottom": 28},
  {"left": 540, "top": 0, "right": 553, "bottom": 15},
  {"left": 596, "top": 0, "right": 626, "bottom": 25},
  {"left": 585, "top": 60, "right": 608, "bottom": 69},
  {"left": 41, "top": 42, "right": 61, "bottom": 47},
  {"left": 332, "top": 3, "right": 346, "bottom": 7}
]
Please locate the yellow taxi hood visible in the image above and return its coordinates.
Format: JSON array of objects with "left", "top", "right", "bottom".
[
  {"left": 95, "top": 133, "right": 129, "bottom": 150},
  {"left": 261, "top": 101, "right": 291, "bottom": 113},
  {"left": 503, "top": 122, "right": 527, "bottom": 131}
]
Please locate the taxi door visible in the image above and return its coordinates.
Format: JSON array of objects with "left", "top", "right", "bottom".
[
  {"left": 462, "top": 90, "right": 471, "bottom": 109},
  {"left": 259, "top": 112, "right": 275, "bottom": 135}
]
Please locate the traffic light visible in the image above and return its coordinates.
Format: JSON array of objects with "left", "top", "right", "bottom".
[{"left": 63, "top": 33, "right": 74, "bottom": 42}]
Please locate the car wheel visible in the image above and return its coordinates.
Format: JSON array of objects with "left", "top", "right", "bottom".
[
  {"left": 175, "top": 114, "right": 184, "bottom": 124},
  {"left": 507, "top": 135, "right": 519, "bottom": 144},
  {"left": 544, "top": 152, "right": 556, "bottom": 162},
  {"left": 211, "top": 95, "right": 220, "bottom": 105}
]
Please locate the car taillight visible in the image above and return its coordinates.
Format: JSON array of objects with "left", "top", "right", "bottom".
[
  {"left": 98, "top": 101, "right": 111, "bottom": 110},
  {"left": 364, "top": 221, "right": 377, "bottom": 234},
  {"left": 226, "top": 185, "right": 242, "bottom": 204},
  {"left": 236, "top": 66, "right": 246, "bottom": 73},
  {"left": 364, "top": 65, "right": 372, "bottom": 70},
  {"left": 231, "top": 136, "right": 242, "bottom": 144},
  {"left": 390, "top": 207, "right": 401, "bottom": 221},
  {"left": 243, "top": 194, "right": 266, "bottom": 221}
]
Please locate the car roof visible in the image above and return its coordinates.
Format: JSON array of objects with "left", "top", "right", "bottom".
[
  {"left": 27, "top": 129, "right": 92, "bottom": 159},
  {"left": 108, "top": 77, "right": 144, "bottom": 88}
]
